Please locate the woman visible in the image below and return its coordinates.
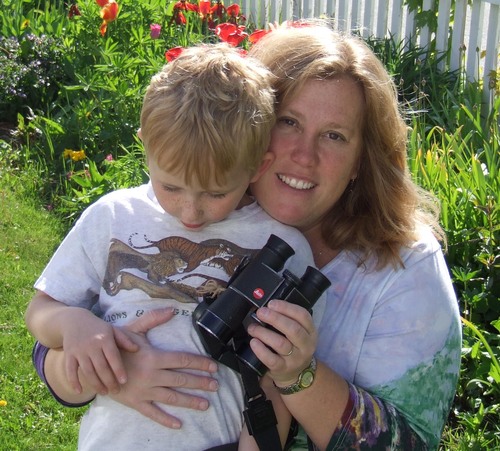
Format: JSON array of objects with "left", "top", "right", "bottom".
[
  {"left": 33, "top": 21, "right": 461, "bottom": 450},
  {"left": 243, "top": 22, "right": 461, "bottom": 449}
]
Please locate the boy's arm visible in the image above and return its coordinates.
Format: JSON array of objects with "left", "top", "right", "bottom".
[
  {"left": 25, "top": 290, "right": 137, "bottom": 395},
  {"left": 238, "top": 375, "right": 292, "bottom": 451},
  {"left": 41, "top": 345, "right": 98, "bottom": 404}
]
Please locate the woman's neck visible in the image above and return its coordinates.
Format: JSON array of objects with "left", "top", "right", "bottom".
[{"left": 302, "top": 227, "right": 339, "bottom": 269}]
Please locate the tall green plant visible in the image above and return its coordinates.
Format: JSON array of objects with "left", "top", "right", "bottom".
[{"left": 409, "top": 90, "right": 500, "bottom": 448}]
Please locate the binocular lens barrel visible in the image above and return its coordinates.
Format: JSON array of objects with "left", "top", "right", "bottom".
[
  {"left": 296, "top": 266, "right": 331, "bottom": 304},
  {"left": 257, "top": 234, "right": 295, "bottom": 272}
]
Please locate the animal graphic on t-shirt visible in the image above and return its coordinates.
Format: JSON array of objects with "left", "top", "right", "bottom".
[{"left": 103, "top": 235, "right": 254, "bottom": 303}]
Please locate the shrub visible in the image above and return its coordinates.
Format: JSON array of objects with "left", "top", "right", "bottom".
[{"left": 0, "top": 33, "right": 71, "bottom": 123}]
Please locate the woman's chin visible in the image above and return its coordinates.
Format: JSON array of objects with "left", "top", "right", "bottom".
[{"left": 266, "top": 205, "right": 307, "bottom": 228}]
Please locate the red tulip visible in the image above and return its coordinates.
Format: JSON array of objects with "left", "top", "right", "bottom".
[
  {"left": 174, "top": 1, "right": 198, "bottom": 12},
  {"left": 68, "top": 3, "right": 81, "bottom": 18},
  {"left": 175, "top": 11, "right": 186, "bottom": 25},
  {"left": 226, "top": 4, "right": 239, "bottom": 17},
  {"left": 198, "top": 0, "right": 211, "bottom": 15},
  {"left": 100, "top": 0, "right": 118, "bottom": 22},
  {"left": 215, "top": 23, "right": 247, "bottom": 46},
  {"left": 165, "top": 46, "right": 184, "bottom": 62},
  {"left": 249, "top": 29, "right": 270, "bottom": 44}
]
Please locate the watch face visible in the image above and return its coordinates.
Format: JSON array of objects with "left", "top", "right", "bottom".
[{"left": 300, "top": 370, "right": 314, "bottom": 388}]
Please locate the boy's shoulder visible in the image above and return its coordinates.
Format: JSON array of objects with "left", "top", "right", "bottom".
[
  {"left": 83, "top": 183, "right": 149, "bottom": 211},
  {"left": 96, "top": 183, "right": 149, "bottom": 203},
  {"left": 76, "top": 183, "right": 151, "bottom": 225},
  {"left": 240, "top": 201, "right": 309, "bottom": 246}
]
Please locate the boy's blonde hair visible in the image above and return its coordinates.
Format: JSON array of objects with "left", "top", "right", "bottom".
[
  {"left": 140, "top": 43, "right": 275, "bottom": 188},
  {"left": 250, "top": 21, "right": 444, "bottom": 268}
]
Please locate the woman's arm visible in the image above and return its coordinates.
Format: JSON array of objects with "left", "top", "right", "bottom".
[
  {"left": 34, "top": 309, "right": 221, "bottom": 429},
  {"left": 327, "top": 382, "right": 426, "bottom": 449},
  {"left": 246, "top": 300, "right": 430, "bottom": 450},
  {"left": 26, "top": 290, "right": 138, "bottom": 395}
]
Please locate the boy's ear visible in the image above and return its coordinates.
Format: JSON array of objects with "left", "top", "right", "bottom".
[
  {"left": 250, "top": 151, "right": 274, "bottom": 183},
  {"left": 137, "top": 128, "right": 143, "bottom": 141}
]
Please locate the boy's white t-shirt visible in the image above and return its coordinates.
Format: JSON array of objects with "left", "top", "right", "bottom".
[{"left": 35, "top": 183, "right": 324, "bottom": 451}]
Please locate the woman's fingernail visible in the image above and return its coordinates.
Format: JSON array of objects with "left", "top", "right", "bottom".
[
  {"left": 259, "top": 307, "right": 270, "bottom": 317},
  {"left": 209, "top": 379, "right": 219, "bottom": 391}
]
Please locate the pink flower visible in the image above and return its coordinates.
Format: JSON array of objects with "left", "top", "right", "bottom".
[
  {"left": 150, "top": 23, "right": 161, "bottom": 39},
  {"left": 105, "top": 154, "right": 114, "bottom": 161}
]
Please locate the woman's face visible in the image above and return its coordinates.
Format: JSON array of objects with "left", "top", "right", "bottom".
[{"left": 251, "top": 76, "right": 364, "bottom": 238}]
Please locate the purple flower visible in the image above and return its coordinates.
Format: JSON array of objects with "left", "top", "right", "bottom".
[{"left": 150, "top": 24, "right": 161, "bottom": 40}]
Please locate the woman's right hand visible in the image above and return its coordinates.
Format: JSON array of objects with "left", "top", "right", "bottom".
[{"left": 108, "top": 308, "right": 220, "bottom": 429}]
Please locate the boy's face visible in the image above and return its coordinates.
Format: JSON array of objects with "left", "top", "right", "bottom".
[{"left": 148, "top": 158, "right": 262, "bottom": 231}]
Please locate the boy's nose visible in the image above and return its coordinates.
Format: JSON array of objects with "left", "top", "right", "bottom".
[{"left": 181, "top": 200, "right": 203, "bottom": 223}]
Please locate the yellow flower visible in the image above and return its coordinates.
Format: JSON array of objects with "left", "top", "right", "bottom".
[
  {"left": 71, "top": 150, "right": 86, "bottom": 161},
  {"left": 63, "top": 149, "right": 86, "bottom": 162},
  {"left": 0, "top": 400, "right": 7, "bottom": 407}
]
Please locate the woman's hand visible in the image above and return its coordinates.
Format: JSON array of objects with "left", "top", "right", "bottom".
[
  {"left": 246, "top": 299, "right": 318, "bottom": 387},
  {"left": 108, "top": 309, "right": 220, "bottom": 429}
]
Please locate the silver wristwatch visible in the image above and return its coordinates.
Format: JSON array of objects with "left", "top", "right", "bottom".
[{"left": 274, "top": 357, "right": 317, "bottom": 395}]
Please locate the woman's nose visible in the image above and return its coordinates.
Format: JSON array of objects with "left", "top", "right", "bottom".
[{"left": 290, "top": 134, "right": 318, "bottom": 166}]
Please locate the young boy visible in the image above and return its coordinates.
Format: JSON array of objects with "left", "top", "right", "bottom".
[{"left": 25, "top": 43, "right": 321, "bottom": 450}]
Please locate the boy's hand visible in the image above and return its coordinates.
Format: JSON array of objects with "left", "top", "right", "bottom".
[
  {"left": 61, "top": 309, "right": 139, "bottom": 396},
  {"left": 108, "top": 309, "right": 220, "bottom": 429}
]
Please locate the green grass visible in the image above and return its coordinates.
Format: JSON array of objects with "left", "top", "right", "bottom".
[{"left": 0, "top": 166, "right": 85, "bottom": 449}]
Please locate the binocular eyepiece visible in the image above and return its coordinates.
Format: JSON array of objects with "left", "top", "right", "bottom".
[{"left": 192, "top": 234, "right": 331, "bottom": 376}]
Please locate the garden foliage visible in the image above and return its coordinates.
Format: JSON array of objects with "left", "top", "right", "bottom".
[{"left": 0, "top": 0, "right": 498, "bottom": 448}]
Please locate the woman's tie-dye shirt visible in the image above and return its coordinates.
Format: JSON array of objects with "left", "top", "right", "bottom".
[{"left": 312, "top": 226, "right": 461, "bottom": 450}]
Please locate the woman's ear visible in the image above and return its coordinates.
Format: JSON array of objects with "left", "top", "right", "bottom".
[{"left": 250, "top": 151, "right": 274, "bottom": 183}]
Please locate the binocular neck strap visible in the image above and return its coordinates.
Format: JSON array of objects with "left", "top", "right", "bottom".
[{"left": 238, "top": 360, "right": 282, "bottom": 451}]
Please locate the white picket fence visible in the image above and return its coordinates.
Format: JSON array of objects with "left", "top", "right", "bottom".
[{"left": 237, "top": 0, "right": 500, "bottom": 106}]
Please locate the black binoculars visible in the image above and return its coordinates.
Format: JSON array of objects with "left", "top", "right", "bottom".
[{"left": 192, "top": 234, "right": 331, "bottom": 376}]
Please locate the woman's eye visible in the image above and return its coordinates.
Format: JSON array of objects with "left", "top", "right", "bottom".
[
  {"left": 278, "top": 117, "right": 297, "bottom": 127},
  {"left": 326, "top": 131, "right": 345, "bottom": 142}
]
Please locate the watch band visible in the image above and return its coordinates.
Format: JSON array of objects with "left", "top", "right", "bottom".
[{"left": 274, "top": 356, "right": 317, "bottom": 395}]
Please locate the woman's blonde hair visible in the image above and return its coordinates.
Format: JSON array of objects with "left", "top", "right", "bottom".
[
  {"left": 250, "top": 21, "right": 444, "bottom": 268},
  {"left": 140, "top": 43, "right": 275, "bottom": 188}
]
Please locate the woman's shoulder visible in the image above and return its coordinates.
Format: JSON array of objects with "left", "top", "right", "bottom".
[
  {"left": 322, "top": 225, "right": 449, "bottom": 290},
  {"left": 400, "top": 224, "right": 444, "bottom": 266}
]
